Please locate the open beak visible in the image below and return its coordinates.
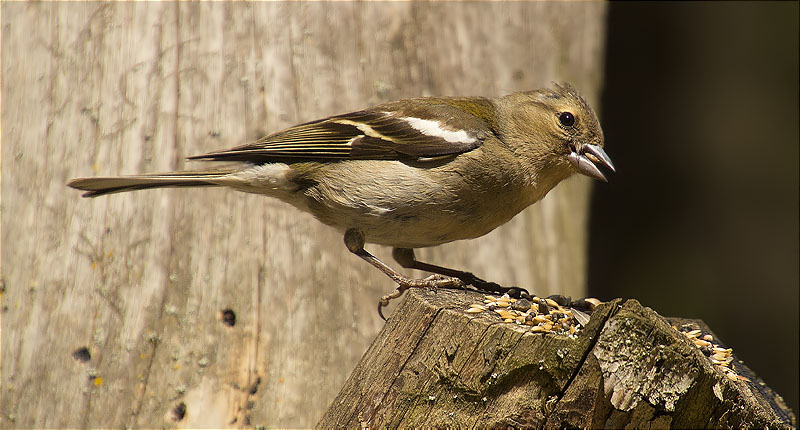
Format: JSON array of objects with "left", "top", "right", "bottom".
[{"left": 567, "top": 143, "right": 616, "bottom": 182}]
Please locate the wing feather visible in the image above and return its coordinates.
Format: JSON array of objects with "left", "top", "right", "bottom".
[{"left": 188, "top": 98, "right": 496, "bottom": 164}]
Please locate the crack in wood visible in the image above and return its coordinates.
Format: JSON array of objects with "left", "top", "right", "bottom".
[
  {"left": 128, "top": 334, "right": 161, "bottom": 427},
  {"left": 539, "top": 298, "right": 621, "bottom": 429}
]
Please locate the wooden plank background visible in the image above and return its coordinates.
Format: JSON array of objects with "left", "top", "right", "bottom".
[{"left": 1, "top": 2, "right": 606, "bottom": 427}]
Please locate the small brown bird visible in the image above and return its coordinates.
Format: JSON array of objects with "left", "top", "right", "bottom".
[{"left": 68, "top": 83, "right": 614, "bottom": 315}]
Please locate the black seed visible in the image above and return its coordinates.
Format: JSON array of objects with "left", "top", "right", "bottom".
[
  {"left": 569, "top": 298, "right": 596, "bottom": 311},
  {"left": 546, "top": 295, "right": 571, "bottom": 307},
  {"left": 511, "top": 299, "right": 532, "bottom": 312},
  {"left": 538, "top": 298, "right": 550, "bottom": 314}
]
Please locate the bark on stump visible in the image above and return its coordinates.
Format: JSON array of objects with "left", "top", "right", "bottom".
[{"left": 318, "top": 289, "right": 795, "bottom": 429}]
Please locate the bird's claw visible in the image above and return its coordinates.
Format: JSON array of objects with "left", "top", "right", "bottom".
[{"left": 377, "top": 275, "right": 464, "bottom": 320}]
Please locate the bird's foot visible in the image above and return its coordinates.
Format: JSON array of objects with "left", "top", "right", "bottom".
[
  {"left": 440, "top": 271, "right": 530, "bottom": 299},
  {"left": 378, "top": 274, "right": 464, "bottom": 320},
  {"left": 444, "top": 277, "right": 600, "bottom": 314}
]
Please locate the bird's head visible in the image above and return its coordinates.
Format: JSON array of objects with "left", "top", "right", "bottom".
[{"left": 497, "top": 83, "right": 615, "bottom": 186}]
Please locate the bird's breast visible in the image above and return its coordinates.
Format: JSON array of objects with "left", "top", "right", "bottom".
[{"left": 295, "top": 159, "right": 533, "bottom": 248}]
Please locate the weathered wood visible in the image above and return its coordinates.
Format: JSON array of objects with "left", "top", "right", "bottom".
[
  {"left": 1, "top": 2, "right": 606, "bottom": 427},
  {"left": 319, "top": 289, "right": 795, "bottom": 429}
]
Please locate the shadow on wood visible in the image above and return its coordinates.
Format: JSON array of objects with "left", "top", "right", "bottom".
[{"left": 319, "top": 289, "right": 795, "bottom": 428}]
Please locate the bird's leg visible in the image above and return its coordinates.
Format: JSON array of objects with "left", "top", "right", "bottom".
[
  {"left": 391, "top": 248, "right": 529, "bottom": 298},
  {"left": 344, "top": 229, "right": 464, "bottom": 319}
]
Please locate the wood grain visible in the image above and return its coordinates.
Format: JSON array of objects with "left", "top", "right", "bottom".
[{"left": 1, "top": 2, "right": 606, "bottom": 427}]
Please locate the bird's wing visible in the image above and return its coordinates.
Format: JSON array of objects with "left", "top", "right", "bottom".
[{"left": 188, "top": 97, "right": 497, "bottom": 163}]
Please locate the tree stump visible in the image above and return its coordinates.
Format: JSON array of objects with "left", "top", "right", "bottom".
[{"left": 318, "top": 289, "right": 795, "bottom": 428}]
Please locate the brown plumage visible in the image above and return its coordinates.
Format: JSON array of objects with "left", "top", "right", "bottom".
[{"left": 68, "top": 83, "right": 614, "bottom": 314}]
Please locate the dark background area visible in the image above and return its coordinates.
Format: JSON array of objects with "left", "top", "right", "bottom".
[{"left": 592, "top": 2, "right": 798, "bottom": 415}]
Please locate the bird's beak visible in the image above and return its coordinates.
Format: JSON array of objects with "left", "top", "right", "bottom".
[{"left": 568, "top": 143, "right": 616, "bottom": 182}]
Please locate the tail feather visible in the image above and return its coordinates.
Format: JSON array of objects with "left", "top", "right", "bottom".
[{"left": 67, "top": 170, "right": 236, "bottom": 198}]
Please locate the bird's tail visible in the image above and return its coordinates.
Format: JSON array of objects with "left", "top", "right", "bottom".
[{"left": 67, "top": 167, "right": 238, "bottom": 198}]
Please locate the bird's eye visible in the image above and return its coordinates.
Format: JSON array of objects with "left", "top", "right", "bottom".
[{"left": 559, "top": 112, "right": 576, "bottom": 127}]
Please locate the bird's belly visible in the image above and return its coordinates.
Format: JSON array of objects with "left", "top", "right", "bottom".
[
  {"left": 352, "top": 211, "right": 491, "bottom": 248},
  {"left": 286, "top": 159, "right": 533, "bottom": 248},
  {"left": 304, "top": 189, "right": 526, "bottom": 248}
]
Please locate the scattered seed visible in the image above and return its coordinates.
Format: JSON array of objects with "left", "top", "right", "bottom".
[
  {"left": 584, "top": 298, "right": 601, "bottom": 308},
  {"left": 465, "top": 293, "right": 590, "bottom": 337},
  {"left": 572, "top": 308, "right": 590, "bottom": 326},
  {"left": 672, "top": 326, "right": 743, "bottom": 381},
  {"left": 538, "top": 300, "right": 551, "bottom": 314},
  {"left": 511, "top": 299, "right": 531, "bottom": 312}
]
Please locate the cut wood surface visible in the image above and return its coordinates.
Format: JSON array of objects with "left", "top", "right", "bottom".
[
  {"left": 319, "top": 289, "right": 796, "bottom": 429},
  {"left": 1, "top": 2, "right": 606, "bottom": 427}
]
